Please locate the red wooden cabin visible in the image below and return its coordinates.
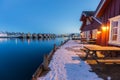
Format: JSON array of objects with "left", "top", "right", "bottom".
[
  {"left": 80, "top": 0, "right": 120, "bottom": 46},
  {"left": 80, "top": 11, "right": 102, "bottom": 42},
  {"left": 95, "top": 0, "right": 120, "bottom": 46}
]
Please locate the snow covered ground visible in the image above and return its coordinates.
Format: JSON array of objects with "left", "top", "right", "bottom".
[{"left": 37, "top": 40, "right": 103, "bottom": 80}]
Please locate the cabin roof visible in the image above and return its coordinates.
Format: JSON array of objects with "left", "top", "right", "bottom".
[
  {"left": 82, "top": 11, "right": 94, "bottom": 16},
  {"left": 80, "top": 16, "right": 102, "bottom": 31},
  {"left": 80, "top": 11, "right": 94, "bottom": 21},
  {"left": 95, "top": 0, "right": 112, "bottom": 17}
]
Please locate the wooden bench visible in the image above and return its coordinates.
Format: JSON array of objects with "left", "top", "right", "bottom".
[
  {"left": 80, "top": 48, "right": 88, "bottom": 52},
  {"left": 98, "top": 59, "right": 120, "bottom": 64},
  {"left": 83, "top": 45, "right": 120, "bottom": 64}
]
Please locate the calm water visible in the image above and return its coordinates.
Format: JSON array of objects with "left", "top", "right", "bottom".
[{"left": 0, "top": 38, "right": 67, "bottom": 80}]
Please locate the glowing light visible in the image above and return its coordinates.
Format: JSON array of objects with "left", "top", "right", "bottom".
[
  {"left": 102, "top": 25, "right": 109, "bottom": 31},
  {"left": 80, "top": 32, "right": 83, "bottom": 36},
  {"left": 102, "top": 26, "right": 107, "bottom": 31},
  {"left": 106, "top": 26, "right": 109, "bottom": 30},
  {"left": 97, "top": 31, "right": 101, "bottom": 34}
]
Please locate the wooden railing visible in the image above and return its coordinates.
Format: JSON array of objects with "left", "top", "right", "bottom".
[{"left": 32, "top": 39, "right": 70, "bottom": 80}]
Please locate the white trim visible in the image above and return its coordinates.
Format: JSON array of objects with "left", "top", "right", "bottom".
[
  {"left": 108, "top": 42, "right": 120, "bottom": 46},
  {"left": 92, "top": 29, "right": 98, "bottom": 39},
  {"left": 82, "top": 13, "right": 86, "bottom": 17},
  {"left": 109, "top": 16, "right": 120, "bottom": 45},
  {"left": 109, "top": 15, "right": 120, "bottom": 21},
  {"left": 118, "top": 20, "right": 120, "bottom": 42},
  {"left": 109, "top": 20, "right": 112, "bottom": 43},
  {"left": 86, "top": 18, "right": 91, "bottom": 25},
  {"left": 86, "top": 31, "right": 90, "bottom": 41},
  {"left": 92, "top": 16, "right": 102, "bottom": 24},
  {"left": 95, "top": 0, "right": 106, "bottom": 17}
]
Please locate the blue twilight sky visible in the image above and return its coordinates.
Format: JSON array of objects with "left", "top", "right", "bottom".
[{"left": 0, "top": 0, "right": 100, "bottom": 34}]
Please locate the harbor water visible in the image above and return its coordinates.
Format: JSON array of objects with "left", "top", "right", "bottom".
[{"left": 0, "top": 38, "right": 67, "bottom": 80}]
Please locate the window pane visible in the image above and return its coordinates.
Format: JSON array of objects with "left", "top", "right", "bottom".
[
  {"left": 111, "top": 21, "right": 118, "bottom": 41},
  {"left": 113, "top": 28, "right": 118, "bottom": 34},
  {"left": 115, "top": 21, "right": 118, "bottom": 27},
  {"left": 112, "top": 21, "right": 118, "bottom": 27},
  {"left": 112, "top": 35, "right": 117, "bottom": 41},
  {"left": 92, "top": 29, "right": 97, "bottom": 39}
]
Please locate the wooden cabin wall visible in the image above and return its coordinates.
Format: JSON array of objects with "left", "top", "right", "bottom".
[
  {"left": 102, "top": 0, "right": 120, "bottom": 23},
  {"left": 97, "top": 0, "right": 120, "bottom": 46}
]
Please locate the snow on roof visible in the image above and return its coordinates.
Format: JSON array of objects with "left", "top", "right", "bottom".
[{"left": 37, "top": 40, "right": 102, "bottom": 80}]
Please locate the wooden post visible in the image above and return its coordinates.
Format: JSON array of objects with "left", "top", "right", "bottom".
[
  {"left": 32, "top": 44, "right": 58, "bottom": 80},
  {"left": 43, "top": 54, "right": 49, "bottom": 71},
  {"left": 53, "top": 44, "right": 56, "bottom": 52}
]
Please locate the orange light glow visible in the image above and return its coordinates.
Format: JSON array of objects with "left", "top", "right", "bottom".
[
  {"left": 106, "top": 26, "right": 109, "bottom": 30},
  {"left": 80, "top": 33, "right": 83, "bottom": 36},
  {"left": 97, "top": 31, "right": 101, "bottom": 34},
  {"left": 102, "top": 26, "right": 107, "bottom": 31},
  {"left": 102, "top": 25, "right": 109, "bottom": 31}
]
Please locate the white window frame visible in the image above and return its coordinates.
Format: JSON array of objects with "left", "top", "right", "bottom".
[
  {"left": 86, "top": 31, "right": 90, "bottom": 41},
  {"left": 81, "top": 31, "right": 90, "bottom": 39},
  {"left": 92, "top": 29, "right": 98, "bottom": 39},
  {"left": 86, "top": 19, "right": 91, "bottom": 25},
  {"left": 81, "top": 32, "right": 86, "bottom": 38},
  {"left": 109, "top": 15, "right": 120, "bottom": 46}
]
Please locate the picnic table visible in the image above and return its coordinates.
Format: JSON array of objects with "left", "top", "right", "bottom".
[{"left": 83, "top": 45, "right": 120, "bottom": 63}]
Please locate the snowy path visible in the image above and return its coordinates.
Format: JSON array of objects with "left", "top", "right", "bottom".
[{"left": 37, "top": 40, "right": 102, "bottom": 80}]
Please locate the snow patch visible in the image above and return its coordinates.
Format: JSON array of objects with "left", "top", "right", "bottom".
[{"left": 37, "top": 40, "right": 102, "bottom": 80}]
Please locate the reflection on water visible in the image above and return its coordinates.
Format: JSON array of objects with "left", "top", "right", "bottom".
[
  {"left": 0, "top": 38, "right": 8, "bottom": 42},
  {"left": 0, "top": 38, "right": 66, "bottom": 80},
  {"left": 15, "top": 38, "right": 18, "bottom": 44},
  {"left": 0, "top": 37, "right": 56, "bottom": 44},
  {"left": 27, "top": 39, "right": 31, "bottom": 44}
]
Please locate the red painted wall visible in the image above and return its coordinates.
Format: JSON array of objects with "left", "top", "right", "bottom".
[
  {"left": 97, "top": 0, "right": 120, "bottom": 46},
  {"left": 96, "top": 21, "right": 110, "bottom": 46},
  {"left": 96, "top": 31, "right": 101, "bottom": 45},
  {"left": 101, "top": 0, "right": 120, "bottom": 23}
]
